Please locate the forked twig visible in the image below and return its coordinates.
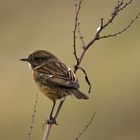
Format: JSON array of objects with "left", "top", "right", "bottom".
[
  {"left": 73, "top": 0, "right": 92, "bottom": 93},
  {"left": 73, "top": 0, "right": 140, "bottom": 139},
  {"left": 99, "top": 12, "right": 140, "bottom": 39}
]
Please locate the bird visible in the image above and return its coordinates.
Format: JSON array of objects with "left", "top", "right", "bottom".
[{"left": 20, "top": 50, "right": 89, "bottom": 122}]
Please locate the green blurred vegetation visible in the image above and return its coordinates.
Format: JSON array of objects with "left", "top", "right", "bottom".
[{"left": 0, "top": 0, "right": 140, "bottom": 140}]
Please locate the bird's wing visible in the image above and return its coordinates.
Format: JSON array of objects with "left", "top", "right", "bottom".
[{"left": 34, "top": 61, "right": 80, "bottom": 89}]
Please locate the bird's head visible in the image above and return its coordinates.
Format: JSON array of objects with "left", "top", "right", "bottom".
[{"left": 20, "top": 50, "right": 56, "bottom": 70}]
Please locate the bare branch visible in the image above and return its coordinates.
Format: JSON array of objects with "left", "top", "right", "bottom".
[
  {"left": 73, "top": 0, "right": 92, "bottom": 94},
  {"left": 118, "top": 0, "right": 133, "bottom": 12},
  {"left": 72, "top": 0, "right": 139, "bottom": 139},
  {"left": 78, "top": 67, "right": 91, "bottom": 93},
  {"left": 77, "top": 22, "right": 86, "bottom": 49},
  {"left": 73, "top": 0, "right": 83, "bottom": 64},
  {"left": 99, "top": 12, "right": 140, "bottom": 39},
  {"left": 75, "top": 111, "right": 96, "bottom": 140},
  {"left": 103, "top": 0, "right": 133, "bottom": 30},
  {"left": 73, "top": 0, "right": 139, "bottom": 70}
]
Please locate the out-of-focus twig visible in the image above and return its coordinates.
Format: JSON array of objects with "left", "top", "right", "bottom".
[
  {"left": 28, "top": 92, "right": 38, "bottom": 140},
  {"left": 75, "top": 111, "right": 96, "bottom": 140}
]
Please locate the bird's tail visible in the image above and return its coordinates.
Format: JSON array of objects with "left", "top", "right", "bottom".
[{"left": 71, "top": 89, "right": 89, "bottom": 99}]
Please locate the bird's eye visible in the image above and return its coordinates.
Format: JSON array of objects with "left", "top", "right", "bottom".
[
  {"left": 34, "top": 57, "right": 46, "bottom": 61},
  {"left": 34, "top": 57, "right": 40, "bottom": 61}
]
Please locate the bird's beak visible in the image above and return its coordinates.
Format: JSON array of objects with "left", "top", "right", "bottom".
[{"left": 20, "top": 58, "right": 29, "bottom": 62}]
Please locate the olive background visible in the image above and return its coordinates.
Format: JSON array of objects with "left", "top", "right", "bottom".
[{"left": 0, "top": 0, "right": 140, "bottom": 140}]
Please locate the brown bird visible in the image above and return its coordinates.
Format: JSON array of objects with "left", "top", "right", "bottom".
[{"left": 20, "top": 50, "right": 88, "bottom": 122}]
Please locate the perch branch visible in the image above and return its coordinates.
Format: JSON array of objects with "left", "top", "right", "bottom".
[{"left": 43, "top": 97, "right": 65, "bottom": 140}]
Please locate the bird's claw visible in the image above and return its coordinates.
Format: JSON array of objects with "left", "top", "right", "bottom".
[
  {"left": 42, "top": 117, "right": 58, "bottom": 130},
  {"left": 47, "top": 117, "right": 58, "bottom": 125}
]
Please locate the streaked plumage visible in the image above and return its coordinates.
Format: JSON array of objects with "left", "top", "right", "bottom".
[
  {"left": 21, "top": 50, "right": 88, "bottom": 101},
  {"left": 21, "top": 50, "right": 89, "bottom": 121}
]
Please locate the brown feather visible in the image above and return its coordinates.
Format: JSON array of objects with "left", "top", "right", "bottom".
[{"left": 70, "top": 89, "right": 89, "bottom": 99}]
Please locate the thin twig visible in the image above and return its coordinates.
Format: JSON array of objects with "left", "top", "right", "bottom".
[
  {"left": 118, "top": 0, "right": 133, "bottom": 12},
  {"left": 28, "top": 92, "right": 38, "bottom": 140},
  {"left": 73, "top": 0, "right": 139, "bottom": 71},
  {"left": 75, "top": 111, "right": 96, "bottom": 140},
  {"left": 99, "top": 12, "right": 140, "bottom": 39},
  {"left": 77, "top": 22, "right": 86, "bottom": 49},
  {"left": 73, "top": 0, "right": 92, "bottom": 94},
  {"left": 78, "top": 67, "right": 91, "bottom": 93},
  {"left": 103, "top": 0, "right": 133, "bottom": 29},
  {"left": 73, "top": 0, "right": 83, "bottom": 65}
]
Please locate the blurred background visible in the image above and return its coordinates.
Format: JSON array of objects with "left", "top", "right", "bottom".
[{"left": 0, "top": 0, "right": 140, "bottom": 140}]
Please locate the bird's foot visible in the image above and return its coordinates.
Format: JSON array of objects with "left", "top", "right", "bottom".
[
  {"left": 47, "top": 117, "right": 58, "bottom": 125},
  {"left": 42, "top": 117, "right": 58, "bottom": 130}
]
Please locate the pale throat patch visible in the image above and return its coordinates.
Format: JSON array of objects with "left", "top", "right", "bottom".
[
  {"left": 28, "top": 63, "right": 45, "bottom": 71},
  {"left": 28, "top": 63, "right": 32, "bottom": 70}
]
